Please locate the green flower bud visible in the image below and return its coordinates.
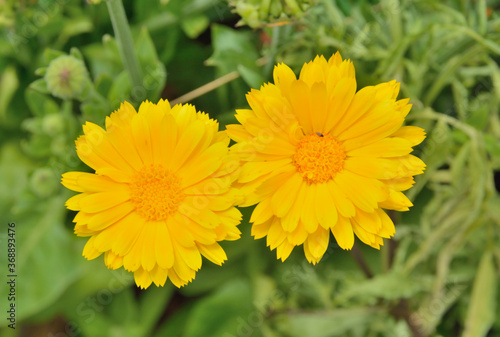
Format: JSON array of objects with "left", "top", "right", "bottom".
[
  {"left": 42, "top": 114, "right": 65, "bottom": 137},
  {"left": 45, "top": 55, "right": 89, "bottom": 100},
  {"left": 231, "top": 0, "right": 311, "bottom": 28},
  {"left": 30, "top": 167, "right": 59, "bottom": 198},
  {"left": 50, "top": 137, "right": 67, "bottom": 157}
]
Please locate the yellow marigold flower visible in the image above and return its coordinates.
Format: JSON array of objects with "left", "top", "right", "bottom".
[
  {"left": 227, "top": 52, "right": 426, "bottom": 264},
  {"left": 62, "top": 100, "right": 242, "bottom": 289}
]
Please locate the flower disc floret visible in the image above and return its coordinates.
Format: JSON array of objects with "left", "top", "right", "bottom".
[
  {"left": 293, "top": 133, "right": 346, "bottom": 183},
  {"left": 130, "top": 164, "right": 184, "bottom": 221}
]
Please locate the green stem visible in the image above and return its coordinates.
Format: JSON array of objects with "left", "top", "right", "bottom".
[
  {"left": 264, "top": 26, "right": 281, "bottom": 76},
  {"left": 106, "top": 0, "right": 143, "bottom": 94},
  {"left": 350, "top": 243, "right": 374, "bottom": 278}
]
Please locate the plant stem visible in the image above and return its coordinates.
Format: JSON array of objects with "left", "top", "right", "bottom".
[
  {"left": 106, "top": 0, "right": 143, "bottom": 93},
  {"left": 264, "top": 25, "right": 281, "bottom": 75},
  {"left": 350, "top": 243, "right": 374, "bottom": 278}
]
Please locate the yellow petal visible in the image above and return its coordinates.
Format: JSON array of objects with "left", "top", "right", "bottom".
[
  {"left": 158, "top": 113, "right": 178, "bottom": 167},
  {"left": 155, "top": 220, "right": 174, "bottom": 269},
  {"left": 327, "top": 180, "right": 355, "bottom": 218},
  {"left": 172, "top": 251, "right": 196, "bottom": 283},
  {"left": 377, "top": 209, "right": 395, "bottom": 238},
  {"left": 167, "top": 216, "right": 195, "bottom": 247},
  {"left": 123, "top": 228, "right": 146, "bottom": 271},
  {"left": 150, "top": 265, "right": 168, "bottom": 287},
  {"left": 304, "top": 227, "right": 329, "bottom": 264},
  {"left": 347, "top": 137, "right": 413, "bottom": 157},
  {"left": 309, "top": 82, "right": 328, "bottom": 133},
  {"left": 179, "top": 142, "right": 227, "bottom": 188},
  {"left": 379, "top": 190, "right": 413, "bottom": 211},
  {"left": 87, "top": 201, "right": 134, "bottom": 231},
  {"left": 351, "top": 219, "right": 380, "bottom": 249},
  {"left": 300, "top": 183, "right": 319, "bottom": 233},
  {"left": 175, "top": 241, "right": 202, "bottom": 271},
  {"left": 251, "top": 218, "right": 272, "bottom": 239},
  {"left": 331, "top": 216, "right": 354, "bottom": 250},
  {"left": 239, "top": 158, "right": 292, "bottom": 184},
  {"left": 250, "top": 197, "right": 273, "bottom": 225},
  {"left": 82, "top": 122, "right": 136, "bottom": 174},
  {"left": 106, "top": 123, "right": 144, "bottom": 171},
  {"left": 289, "top": 80, "right": 313, "bottom": 134},
  {"left": 334, "top": 171, "right": 387, "bottom": 213},
  {"left": 134, "top": 268, "right": 153, "bottom": 289},
  {"left": 276, "top": 240, "right": 295, "bottom": 262},
  {"left": 391, "top": 126, "right": 426, "bottom": 146},
  {"left": 331, "top": 86, "right": 377, "bottom": 137},
  {"left": 343, "top": 157, "right": 400, "bottom": 180},
  {"left": 354, "top": 208, "right": 382, "bottom": 235},
  {"left": 315, "top": 182, "right": 338, "bottom": 230},
  {"left": 61, "top": 172, "right": 84, "bottom": 192},
  {"left": 131, "top": 113, "right": 153, "bottom": 165},
  {"left": 82, "top": 236, "right": 102, "bottom": 260},
  {"left": 79, "top": 189, "right": 131, "bottom": 213},
  {"left": 112, "top": 212, "right": 146, "bottom": 256},
  {"left": 141, "top": 223, "right": 157, "bottom": 271},
  {"left": 170, "top": 119, "right": 207, "bottom": 172},
  {"left": 65, "top": 193, "right": 88, "bottom": 211},
  {"left": 286, "top": 222, "right": 308, "bottom": 245},
  {"left": 197, "top": 242, "right": 227, "bottom": 265},
  {"left": 324, "top": 77, "right": 357, "bottom": 134},
  {"left": 267, "top": 218, "right": 287, "bottom": 250},
  {"left": 273, "top": 62, "right": 297, "bottom": 93},
  {"left": 271, "top": 173, "right": 303, "bottom": 218},
  {"left": 104, "top": 251, "right": 123, "bottom": 270}
]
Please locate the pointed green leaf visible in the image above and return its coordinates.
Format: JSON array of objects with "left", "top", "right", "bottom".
[{"left": 462, "top": 251, "right": 497, "bottom": 337}]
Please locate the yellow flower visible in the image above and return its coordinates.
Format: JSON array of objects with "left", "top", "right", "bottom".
[
  {"left": 227, "top": 52, "right": 426, "bottom": 264},
  {"left": 62, "top": 100, "right": 242, "bottom": 289}
]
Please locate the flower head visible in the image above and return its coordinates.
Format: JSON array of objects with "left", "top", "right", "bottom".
[
  {"left": 227, "top": 52, "right": 425, "bottom": 264},
  {"left": 62, "top": 100, "right": 242, "bottom": 288}
]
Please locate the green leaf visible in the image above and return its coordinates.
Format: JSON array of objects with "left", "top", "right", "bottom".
[
  {"left": 421, "top": 118, "right": 452, "bottom": 171},
  {"left": 273, "top": 308, "right": 374, "bottom": 337},
  {"left": 58, "top": 16, "right": 93, "bottom": 45},
  {"left": 181, "top": 14, "right": 210, "bottom": 39},
  {"left": 183, "top": 279, "right": 254, "bottom": 337},
  {"left": 0, "top": 66, "right": 19, "bottom": 121},
  {"left": 24, "top": 88, "right": 60, "bottom": 119},
  {"left": 80, "top": 97, "right": 111, "bottom": 124},
  {"left": 207, "top": 24, "right": 260, "bottom": 74},
  {"left": 44, "top": 48, "right": 66, "bottom": 64},
  {"left": 139, "top": 285, "right": 175, "bottom": 335},
  {"left": 28, "top": 79, "right": 50, "bottom": 95},
  {"left": 70, "top": 47, "right": 85, "bottom": 61},
  {"left": 152, "top": 302, "right": 195, "bottom": 337},
  {"left": 336, "top": 271, "right": 434, "bottom": 303},
  {"left": 94, "top": 74, "right": 114, "bottom": 98},
  {"left": 237, "top": 64, "right": 266, "bottom": 90},
  {"left": 136, "top": 27, "right": 160, "bottom": 68},
  {"left": 462, "top": 251, "right": 497, "bottom": 337},
  {"left": 450, "top": 141, "right": 470, "bottom": 190},
  {"left": 107, "top": 71, "right": 132, "bottom": 108},
  {"left": 13, "top": 195, "right": 84, "bottom": 320}
]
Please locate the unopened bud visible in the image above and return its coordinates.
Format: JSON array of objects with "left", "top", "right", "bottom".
[
  {"left": 42, "top": 114, "right": 65, "bottom": 137},
  {"left": 45, "top": 55, "right": 89, "bottom": 100},
  {"left": 30, "top": 167, "right": 59, "bottom": 198}
]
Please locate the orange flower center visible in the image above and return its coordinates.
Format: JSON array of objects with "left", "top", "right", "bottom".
[
  {"left": 130, "top": 164, "right": 184, "bottom": 221},
  {"left": 293, "top": 133, "right": 346, "bottom": 183}
]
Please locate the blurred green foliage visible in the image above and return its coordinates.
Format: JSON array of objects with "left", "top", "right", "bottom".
[{"left": 1, "top": 0, "right": 500, "bottom": 336}]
